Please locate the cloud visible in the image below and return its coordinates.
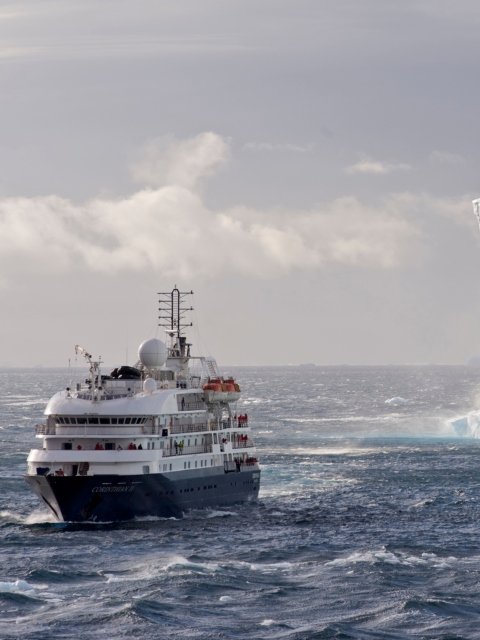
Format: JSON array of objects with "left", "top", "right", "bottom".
[
  {"left": 0, "top": 132, "right": 431, "bottom": 283},
  {"left": 130, "top": 132, "right": 230, "bottom": 189},
  {"left": 429, "top": 150, "right": 464, "bottom": 165},
  {"left": 345, "top": 156, "right": 412, "bottom": 175},
  {"left": 243, "top": 142, "right": 315, "bottom": 153}
]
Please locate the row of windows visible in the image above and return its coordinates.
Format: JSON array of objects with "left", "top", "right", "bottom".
[
  {"left": 180, "top": 484, "right": 217, "bottom": 493},
  {"left": 183, "top": 459, "right": 213, "bottom": 469},
  {"left": 56, "top": 416, "right": 148, "bottom": 425}
]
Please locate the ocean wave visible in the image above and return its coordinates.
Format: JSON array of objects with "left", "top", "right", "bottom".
[
  {"left": 326, "top": 549, "right": 459, "bottom": 570},
  {"left": 0, "top": 580, "right": 36, "bottom": 596},
  {"left": 184, "top": 508, "right": 238, "bottom": 519},
  {"left": 163, "top": 555, "right": 220, "bottom": 574},
  {"left": 0, "top": 509, "right": 56, "bottom": 526},
  {"left": 250, "top": 562, "right": 293, "bottom": 573}
]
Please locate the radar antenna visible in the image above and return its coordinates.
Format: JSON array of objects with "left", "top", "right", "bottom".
[{"left": 75, "top": 345, "right": 103, "bottom": 395}]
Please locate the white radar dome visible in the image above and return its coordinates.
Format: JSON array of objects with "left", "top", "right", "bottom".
[
  {"left": 138, "top": 338, "right": 168, "bottom": 368},
  {"left": 143, "top": 377, "right": 157, "bottom": 394}
]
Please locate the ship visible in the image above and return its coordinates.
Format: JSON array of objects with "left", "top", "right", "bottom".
[{"left": 24, "top": 287, "right": 261, "bottom": 522}]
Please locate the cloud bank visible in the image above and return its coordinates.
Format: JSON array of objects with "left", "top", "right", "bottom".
[
  {"left": 0, "top": 132, "right": 441, "bottom": 282},
  {"left": 346, "top": 156, "right": 412, "bottom": 175}
]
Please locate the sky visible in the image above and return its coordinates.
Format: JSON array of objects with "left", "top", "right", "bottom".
[{"left": 1, "top": 0, "right": 480, "bottom": 366}]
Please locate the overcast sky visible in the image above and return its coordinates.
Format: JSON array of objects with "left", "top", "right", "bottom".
[{"left": 2, "top": 0, "right": 480, "bottom": 367}]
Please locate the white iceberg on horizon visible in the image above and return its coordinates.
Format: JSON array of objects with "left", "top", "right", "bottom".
[
  {"left": 451, "top": 411, "right": 480, "bottom": 438},
  {"left": 385, "top": 397, "right": 408, "bottom": 405}
]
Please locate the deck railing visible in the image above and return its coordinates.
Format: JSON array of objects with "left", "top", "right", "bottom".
[
  {"left": 163, "top": 444, "right": 213, "bottom": 457},
  {"left": 232, "top": 439, "right": 254, "bottom": 449},
  {"left": 177, "top": 400, "right": 206, "bottom": 411},
  {"left": 170, "top": 423, "right": 209, "bottom": 434}
]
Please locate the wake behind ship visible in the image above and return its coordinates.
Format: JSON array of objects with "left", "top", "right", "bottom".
[{"left": 24, "top": 288, "right": 260, "bottom": 522}]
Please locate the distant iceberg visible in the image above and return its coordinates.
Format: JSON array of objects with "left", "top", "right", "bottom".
[
  {"left": 385, "top": 397, "right": 408, "bottom": 405},
  {"left": 451, "top": 412, "right": 480, "bottom": 438}
]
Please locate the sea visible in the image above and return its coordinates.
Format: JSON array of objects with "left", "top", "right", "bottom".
[{"left": 2, "top": 365, "right": 480, "bottom": 639}]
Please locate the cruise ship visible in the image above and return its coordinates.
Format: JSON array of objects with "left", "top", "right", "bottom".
[{"left": 24, "top": 288, "right": 261, "bottom": 522}]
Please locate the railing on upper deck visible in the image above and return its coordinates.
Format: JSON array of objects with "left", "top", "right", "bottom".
[
  {"left": 36, "top": 424, "right": 55, "bottom": 435},
  {"left": 170, "top": 422, "right": 209, "bottom": 434},
  {"left": 177, "top": 400, "right": 206, "bottom": 411},
  {"left": 163, "top": 444, "right": 213, "bottom": 457},
  {"left": 232, "top": 439, "right": 255, "bottom": 449}
]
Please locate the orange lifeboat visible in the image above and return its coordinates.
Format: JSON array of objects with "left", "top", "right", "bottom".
[
  {"left": 203, "top": 379, "right": 223, "bottom": 392},
  {"left": 224, "top": 377, "right": 241, "bottom": 403},
  {"left": 203, "top": 378, "right": 228, "bottom": 403}
]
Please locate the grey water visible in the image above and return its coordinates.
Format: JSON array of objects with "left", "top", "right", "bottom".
[{"left": 2, "top": 365, "right": 480, "bottom": 639}]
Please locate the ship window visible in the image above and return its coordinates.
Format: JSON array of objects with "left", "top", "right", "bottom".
[
  {"left": 125, "top": 418, "right": 131, "bottom": 425},
  {"left": 118, "top": 418, "right": 124, "bottom": 424},
  {"left": 211, "top": 459, "right": 214, "bottom": 466},
  {"left": 90, "top": 418, "right": 99, "bottom": 425},
  {"left": 142, "top": 466, "right": 150, "bottom": 474},
  {"left": 194, "top": 438, "right": 197, "bottom": 445},
  {"left": 105, "top": 443, "right": 115, "bottom": 450},
  {"left": 147, "top": 442, "right": 150, "bottom": 450},
  {"left": 188, "top": 462, "right": 191, "bottom": 469},
  {"left": 78, "top": 418, "right": 87, "bottom": 425},
  {"left": 169, "top": 464, "right": 172, "bottom": 471},
  {"left": 62, "top": 443, "right": 72, "bottom": 450},
  {"left": 195, "top": 461, "right": 197, "bottom": 468},
  {"left": 151, "top": 442, "right": 154, "bottom": 449},
  {"left": 100, "top": 418, "right": 109, "bottom": 425},
  {"left": 184, "top": 462, "right": 187, "bottom": 469},
  {"left": 200, "top": 460, "right": 203, "bottom": 467},
  {"left": 160, "top": 442, "right": 164, "bottom": 449},
  {"left": 111, "top": 418, "right": 117, "bottom": 424}
]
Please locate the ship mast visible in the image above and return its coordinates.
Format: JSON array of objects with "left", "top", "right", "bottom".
[{"left": 158, "top": 286, "right": 194, "bottom": 358}]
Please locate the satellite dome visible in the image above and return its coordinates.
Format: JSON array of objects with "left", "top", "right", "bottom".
[
  {"left": 138, "top": 338, "right": 168, "bottom": 368},
  {"left": 143, "top": 377, "right": 157, "bottom": 394}
]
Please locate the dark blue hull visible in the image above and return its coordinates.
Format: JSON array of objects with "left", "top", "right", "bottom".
[{"left": 24, "top": 466, "right": 261, "bottom": 522}]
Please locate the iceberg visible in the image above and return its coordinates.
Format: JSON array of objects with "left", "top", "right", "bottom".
[
  {"left": 450, "top": 411, "right": 480, "bottom": 438},
  {"left": 385, "top": 397, "right": 408, "bottom": 405}
]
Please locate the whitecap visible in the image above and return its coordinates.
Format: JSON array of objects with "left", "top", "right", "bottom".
[
  {"left": 219, "top": 596, "right": 233, "bottom": 602},
  {"left": 385, "top": 397, "right": 408, "bottom": 405},
  {"left": 250, "top": 562, "right": 292, "bottom": 572},
  {"left": 374, "top": 551, "right": 401, "bottom": 565},
  {"left": 0, "top": 580, "right": 35, "bottom": 595},
  {"left": 163, "top": 556, "right": 220, "bottom": 573},
  {"left": 0, "top": 509, "right": 55, "bottom": 525}
]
